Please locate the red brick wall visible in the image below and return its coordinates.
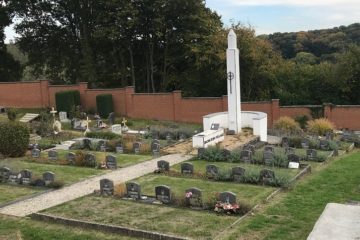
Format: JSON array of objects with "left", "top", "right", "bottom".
[
  {"left": 0, "top": 81, "right": 44, "bottom": 108},
  {"left": 279, "top": 106, "right": 315, "bottom": 119},
  {"left": 1, "top": 80, "right": 360, "bottom": 129},
  {"left": 324, "top": 105, "right": 360, "bottom": 129}
]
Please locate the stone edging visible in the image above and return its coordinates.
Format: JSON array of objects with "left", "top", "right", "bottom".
[{"left": 31, "top": 213, "right": 188, "bottom": 240}]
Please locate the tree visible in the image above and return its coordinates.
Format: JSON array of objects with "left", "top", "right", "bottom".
[{"left": 0, "top": 1, "right": 21, "bottom": 81}]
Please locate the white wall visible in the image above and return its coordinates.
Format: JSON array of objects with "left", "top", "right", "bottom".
[{"left": 202, "top": 111, "right": 268, "bottom": 142}]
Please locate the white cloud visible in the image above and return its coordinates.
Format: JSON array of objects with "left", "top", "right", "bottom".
[{"left": 225, "top": 0, "right": 359, "bottom": 6}]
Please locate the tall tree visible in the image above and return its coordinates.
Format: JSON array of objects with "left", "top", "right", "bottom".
[{"left": 0, "top": 1, "right": 21, "bottom": 81}]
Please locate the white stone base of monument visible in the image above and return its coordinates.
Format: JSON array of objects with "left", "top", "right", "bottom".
[
  {"left": 202, "top": 111, "right": 268, "bottom": 142},
  {"left": 192, "top": 129, "right": 225, "bottom": 148}
]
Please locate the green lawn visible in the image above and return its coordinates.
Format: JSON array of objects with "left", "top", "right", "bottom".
[
  {"left": 0, "top": 158, "right": 104, "bottom": 185},
  {"left": 136, "top": 175, "right": 275, "bottom": 206},
  {"left": 32, "top": 150, "right": 152, "bottom": 168},
  {"left": 222, "top": 150, "right": 360, "bottom": 240},
  {"left": 44, "top": 196, "right": 239, "bottom": 239},
  {"left": 0, "top": 184, "right": 43, "bottom": 205},
  {"left": 172, "top": 160, "right": 300, "bottom": 180},
  {"left": 0, "top": 215, "right": 134, "bottom": 240}
]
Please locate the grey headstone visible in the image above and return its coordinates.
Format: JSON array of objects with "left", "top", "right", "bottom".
[
  {"left": 43, "top": 171, "right": 55, "bottom": 185},
  {"left": 306, "top": 149, "right": 317, "bottom": 160},
  {"left": 85, "top": 153, "right": 96, "bottom": 167},
  {"left": 181, "top": 162, "right": 194, "bottom": 174},
  {"left": 185, "top": 187, "right": 202, "bottom": 207},
  {"left": 240, "top": 150, "right": 252, "bottom": 163},
  {"left": 0, "top": 167, "right": 11, "bottom": 183},
  {"left": 19, "top": 169, "right": 32, "bottom": 185},
  {"left": 198, "top": 148, "right": 205, "bottom": 158},
  {"left": 341, "top": 132, "right": 352, "bottom": 142},
  {"left": 285, "top": 147, "right": 295, "bottom": 155},
  {"left": 133, "top": 142, "right": 141, "bottom": 154},
  {"left": 105, "top": 155, "right": 117, "bottom": 169},
  {"left": 206, "top": 164, "right": 219, "bottom": 178},
  {"left": 100, "top": 143, "right": 107, "bottom": 152},
  {"left": 67, "top": 152, "right": 76, "bottom": 165},
  {"left": 100, "top": 179, "right": 114, "bottom": 196},
  {"left": 157, "top": 160, "right": 170, "bottom": 171},
  {"left": 219, "top": 191, "right": 237, "bottom": 204},
  {"left": 165, "top": 133, "right": 172, "bottom": 141},
  {"left": 263, "top": 151, "right": 274, "bottom": 166},
  {"left": 259, "top": 169, "right": 275, "bottom": 184},
  {"left": 151, "top": 142, "right": 160, "bottom": 157},
  {"left": 48, "top": 150, "right": 58, "bottom": 161},
  {"left": 126, "top": 182, "right": 141, "bottom": 199},
  {"left": 8, "top": 173, "right": 19, "bottom": 184},
  {"left": 325, "top": 132, "right": 334, "bottom": 140},
  {"left": 210, "top": 123, "right": 220, "bottom": 130},
  {"left": 287, "top": 153, "right": 300, "bottom": 163},
  {"left": 222, "top": 149, "right": 231, "bottom": 160},
  {"left": 319, "top": 140, "right": 329, "bottom": 150},
  {"left": 116, "top": 144, "right": 123, "bottom": 154},
  {"left": 83, "top": 138, "right": 91, "bottom": 149},
  {"left": 232, "top": 167, "right": 246, "bottom": 182},
  {"left": 301, "top": 138, "right": 310, "bottom": 149},
  {"left": 31, "top": 148, "right": 41, "bottom": 158},
  {"left": 281, "top": 137, "right": 290, "bottom": 148},
  {"left": 155, "top": 185, "right": 171, "bottom": 204},
  {"left": 264, "top": 146, "right": 274, "bottom": 152},
  {"left": 244, "top": 144, "right": 255, "bottom": 154},
  {"left": 108, "top": 112, "right": 115, "bottom": 125}
]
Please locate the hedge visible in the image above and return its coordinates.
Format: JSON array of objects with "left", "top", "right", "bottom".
[
  {"left": 96, "top": 94, "right": 114, "bottom": 118},
  {"left": 0, "top": 122, "right": 30, "bottom": 157},
  {"left": 55, "top": 90, "right": 80, "bottom": 115}
]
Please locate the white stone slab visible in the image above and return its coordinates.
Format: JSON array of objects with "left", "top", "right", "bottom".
[
  {"left": 288, "top": 162, "right": 299, "bottom": 169},
  {"left": 192, "top": 129, "right": 225, "bottom": 148},
  {"left": 19, "top": 113, "right": 39, "bottom": 123}
]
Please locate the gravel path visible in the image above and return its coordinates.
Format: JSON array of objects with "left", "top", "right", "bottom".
[{"left": 0, "top": 154, "right": 192, "bottom": 217}]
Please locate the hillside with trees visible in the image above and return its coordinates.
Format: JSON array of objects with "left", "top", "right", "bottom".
[{"left": 1, "top": 1, "right": 359, "bottom": 105}]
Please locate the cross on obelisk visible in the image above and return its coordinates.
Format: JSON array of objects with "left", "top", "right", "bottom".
[{"left": 226, "top": 29, "right": 242, "bottom": 134}]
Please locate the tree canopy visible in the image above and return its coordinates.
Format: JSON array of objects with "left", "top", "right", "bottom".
[{"left": 2, "top": 0, "right": 360, "bottom": 105}]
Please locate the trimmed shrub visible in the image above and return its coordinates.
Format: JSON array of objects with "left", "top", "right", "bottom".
[
  {"left": 96, "top": 94, "right": 114, "bottom": 118},
  {"left": 274, "top": 116, "right": 302, "bottom": 134},
  {"left": 0, "top": 122, "right": 30, "bottom": 157},
  {"left": 6, "top": 108, "right": 17, "bottom": 121},
  {"left": 55, "top": 90, "right": 80, "bottom": 117},
  {"left": 307, "top": 118, "right": 335, "bottom": 136}
]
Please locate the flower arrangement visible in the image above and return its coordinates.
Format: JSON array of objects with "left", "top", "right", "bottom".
[{"left": 214, "top": 201, "right": 240, "bottom": 214}]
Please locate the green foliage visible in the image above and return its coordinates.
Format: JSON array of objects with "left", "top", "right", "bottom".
[
  {"left": 55, "top": 90, "right": 80, "bottom": 117},
  {"left": 200, "top": 146, "right": 226, "bottom": 162},
  {"left": 85, "top": 131, "right": 120, "bottom": 140},
  {"left": 6, "top": 108, "right": 17, "bottom": 121},
  {"left": 0, "top": 122, "right": 30, "bottom": 157},
  {"left": 96, "top": 94, "right": 114, "bottom": 118},
  {"left": 294, "top": 115, "right": 309, "bottom": 129},
  {"left": 33, "top": 111, "right": 52, "bottom": 136},
  {"left": 48, "top": 180, "right": 65, "bottom": 189}
]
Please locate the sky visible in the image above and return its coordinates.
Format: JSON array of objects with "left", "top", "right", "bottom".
[{"left": 4, "top": 0, "right": 360, "bottom": 43}]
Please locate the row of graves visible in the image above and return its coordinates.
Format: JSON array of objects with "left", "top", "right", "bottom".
[
  {"left": 0, "top": 167, "right": 55, "bottom": 187},
  {"left": 96, "top": 159, "right": 284, "bottom": 215},
  {"left": 156, "top": 160, "right": 281, "bottom": 186},
  {"left": 98, "top": 178, "right": 243, "bottom": 214},
  {"left": 70, "top": 138, "right": 161, "bottom": 156},
  {"left": 31, "top": 148, "right": 118, "bottom": 169}
]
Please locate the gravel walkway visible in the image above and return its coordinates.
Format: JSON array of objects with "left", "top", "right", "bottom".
[{"left": 0, "top": 154, "right": 192, "bottom": 217}]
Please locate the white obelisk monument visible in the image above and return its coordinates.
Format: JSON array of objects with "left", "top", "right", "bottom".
[{"left": 226, "top": 29, "right": 242, "bottom": 134}]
